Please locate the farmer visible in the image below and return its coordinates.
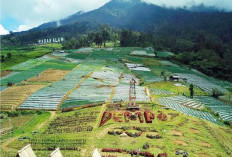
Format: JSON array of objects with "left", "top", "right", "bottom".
[
  {"left": 130, "top": 149, "right": 134, "bottom": 157},
  {"left": 137, "top": 148, "right": 140, "bottom": 156},
  {"left": 183, "top": 151, "right": 189, "bottom": 157}
]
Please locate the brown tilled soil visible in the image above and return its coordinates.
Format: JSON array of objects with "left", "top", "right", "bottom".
[
  {"left": 27, "top": 69, "right": 70, "bottom": 83},
  {"left": 198, "top": 153, "right": 210, "bottom": 157},
  {"left": 0, "top": 70, "right": 12, "bottom": 77},
  {"left": 174, "top": 140, "right": 188, "bottom": 146},
  {"left": 0, "top": 84, "right": 46, "bottom": 110},
  {"left": 170, "top": 130, "right": 183, "bottom": 136},
  {"left": 190, "top": 128, "right": 200, "bottom": 134},
  {"left": 191, "top": 120, "right": 201, "bottom": 125},
  {"left": 199, "top": 142, "right": 211, "bottom": 147}
]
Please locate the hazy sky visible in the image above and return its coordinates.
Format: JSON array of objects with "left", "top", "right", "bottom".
[
  {"left": 1, "top": 0, "right": 232, "bottom": 35},
  {"left": 144, "top": 0, "right": 232, "bottom": 10}
]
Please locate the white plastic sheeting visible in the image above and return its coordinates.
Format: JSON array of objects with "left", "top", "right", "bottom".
[
  {"left": 17, "top": 144, "right": 36, "bottom": 157},
  {"left": 176, "top": 73, "right": 227, "bottom": 94},
  {"left": 157, "top": 97, "right": 220, "bottom": 125},
  {"left": 19, "top": 60, "right": 102, "bottom": 110},
  {"left": 125, "top": 63, "right": 151, "bottom": 71}
]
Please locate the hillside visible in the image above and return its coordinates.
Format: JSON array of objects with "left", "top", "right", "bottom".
[{"left": 1, "top": 47, "right": 232, "bottom": 157}]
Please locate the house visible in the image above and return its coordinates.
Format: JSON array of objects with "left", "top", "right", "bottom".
[
  {"left": 92, "top": 148, "right": 101, "bottom": 157},
  {"left": 49, "top": 148, "right": 63, "bottom": 157},
  {"left": 16, "top": 144, "right": 36, "bottom": 157},
  {"left": 169, "top": 75, "right": 180, "bottom": 82}
]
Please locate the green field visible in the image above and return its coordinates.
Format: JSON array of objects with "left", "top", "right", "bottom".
[{"left": 1, "top": 44, "right": 62, "bottom": 70}]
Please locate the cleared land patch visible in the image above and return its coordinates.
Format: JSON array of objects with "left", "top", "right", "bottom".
[
  {"left": 170, "top": 130, "right": 183, "bottom": 136},
  {"left": 199, "top": 142, "right": 211, "bottom": 147},
  {"left": 174, "top": 140, "right": 188, "bottom": 146},
  {"left": 0, "top": 70, "right": 12, "bottom": 77},
  {"left": 190, "top": 128, "right": 200, "bottom": 134},
  {"left": 27, "top": 69, "right": 70, "bottom": 83}
]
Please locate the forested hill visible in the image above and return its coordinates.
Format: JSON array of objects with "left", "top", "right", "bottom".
[
  {"left": 1, "top": 0, "right": 232, "bottom": 82},
  {"left": 2, "top": 0, "right": 232, "bottom": 44}
]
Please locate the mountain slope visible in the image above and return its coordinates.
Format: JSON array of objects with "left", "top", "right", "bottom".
[{"left": 37, "top": 0, "right": 185, "bottom": 31}]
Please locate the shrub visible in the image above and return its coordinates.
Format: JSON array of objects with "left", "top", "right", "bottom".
[
  {"left": 157, "top": 112, "right": 167, "bottom": 121},
  {"left": 143, "top": 143, "right": 150, "bottom": 150},
  {"left": 124, "top": 111, "right": 131, "bottom": 122},
  {"left": 224, "top": 121, "right": 230, "bottom": 126},
  {"left": 99, "top": 112, "right": 112, "bottom": 127},
  {"left": 36, "top": 110, "right": 43, "bottom": 115},
  {"left": 157, "top": 152, "right": 168, "bottom": 157},
  {"left": 7, "top": 82, "right": 13, "bottom": 86},
  {"left": 61, "top": 108, "right": 73, "bottom": 112},
  {"left": 144, "top": 111, "right": 155, "bottom": 123},
  {"left": 136, "top": 112, "right": 144, "bottom": 123},
  {"left": 102, "top": 148, "right": 122, "bottom": 153}
]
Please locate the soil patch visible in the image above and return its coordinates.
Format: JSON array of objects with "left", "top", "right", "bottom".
[
  {"left": 174, "top": 140, "right": 187, "bottom": 146},
  {"left": 191, "top": 120, "right": 201, "bottom": 125},
  {"left": 27, "top": 69, "right": 70, "bottom": 83},
  {"left": 198, "top": 153, "right": 210, "bottom": 157},
  {"left": 190, "top": 128, "right": 200, "bottom": 134},
  {"left": 199, "top": 142, "right": 211, "bottom": 147},
  {"left": 0, "top": 70, "right": 12, "bottom": 77},
  {"left": 170, "top": 130, "right": 183, "bottom": 136}
]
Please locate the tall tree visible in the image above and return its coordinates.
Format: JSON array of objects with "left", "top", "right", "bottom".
[
  {"left": 161, "top": 71, "right": 167, "bottom": 82},
  {"left": 94, "top": 32, "right": 103, "bottom": 47},
  {"left": 189, "top": 84, "right": 194, "bottom": 98},
  {"left": 102, "top": 28, "right": 110, "bottom": 47}
]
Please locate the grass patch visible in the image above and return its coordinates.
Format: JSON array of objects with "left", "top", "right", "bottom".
[
  {"left": 156, "top": 51, "right": 174, "bottom": 58},
  {"left": 66, "top": 53, "right": 90, "bottom": 59},
  {"left": 1, "top": 44, "right": 62, "bottom": 70}
]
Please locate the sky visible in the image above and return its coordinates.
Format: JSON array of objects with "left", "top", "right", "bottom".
[{"left": 1, "top": 0, "right": 232, "bottom": 35}]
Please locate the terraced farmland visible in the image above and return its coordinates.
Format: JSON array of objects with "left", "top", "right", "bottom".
[
  {"left": 27, "top": 69, "right": 70, "bottom": 83},
  {"left": 1, "top": 47, "right": 232, "bottom": 157},
  {"left": 19, "top": 60, "right": 102, "bottom": 110},
  {"left": 149, "top": 88, "right": 174, "bottom": 95},
  {"left": 113, "top": 84, "right": 149, "bottom": 102},
  {"left": 195, "top": 96, "right": 232, "bottom": 122},
  {"left": 1, "top": 85, "right": 46, "bottom": 110},
  {"left": 157, "top": 97, "right": 219, "bottom": 124},
  {"left": 0, "top": 60, "right": 77, "bottom": 85},
  {"left": 62, "top": 78, "right": 112, "bottom": 109},
  {"left": 176, "top": 73, "right": 227, "bottom": 94},
  {"left": 167, "top": 96, "right": 204, "bottom": 110}
]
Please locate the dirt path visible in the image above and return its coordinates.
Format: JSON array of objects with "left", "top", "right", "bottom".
[
  {"left": 37, "top": 111, "right": 56, "bottom": 130},
  {"left": 145, "top": 87, "right": 153, "bottom": 102},
  {"left": 1, "top": 137, "right": 17, "bottom": 152}
]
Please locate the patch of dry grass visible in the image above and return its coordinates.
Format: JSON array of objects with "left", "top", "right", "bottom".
[
  {"left": 0, "top": 85, "right": 46, "bottom": 110},
  {"left": 27, "top": 69, "right": 70, "bottom": 83}
]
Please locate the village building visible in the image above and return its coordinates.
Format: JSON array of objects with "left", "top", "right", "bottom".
[
  {"left": 38, "top": 37, "right": 64, "bottom": 44},
  {"left": 16, "top": 144, "right": 36, "bottom": 157},
  {"left": 49, "top": 148, "right": 63, "bottom": 157},
  {"left": 169, "top": 75, "right": 180, "bottom": 82}
]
